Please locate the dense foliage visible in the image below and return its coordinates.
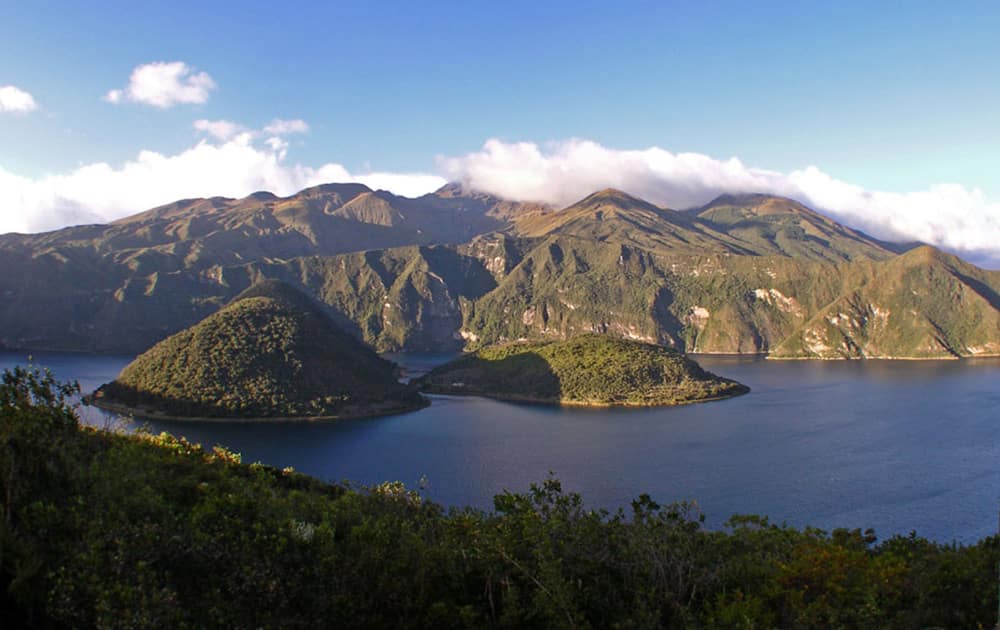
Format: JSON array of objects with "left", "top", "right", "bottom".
[
  {"left": 2, "top": 366, "right": 998, "bottom": 627},
  {"left": 93, "top": 281, "right": 425, "bottom": 418},
  {"left": 417, "top": 334, "right": 748, "bottom": 405}
]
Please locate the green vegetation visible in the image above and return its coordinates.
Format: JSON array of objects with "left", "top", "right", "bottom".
[
  {"left": 4, "top": 186, "right": 1000, "bottom": 359},
  {"left": 2, "top": 366, "right": 998, "bottom": 627},
  {"left": 91, "top": 280, "right": 425, "bottom": 419},
  {"left": 689, "top": 193, "right": 901, "bottom": 263},
  {"left": 416, "top": 334, "right": 748, "bottom": 405},
  {"left": 771, "top": 246, "right": 1000, "bottom": 358}
]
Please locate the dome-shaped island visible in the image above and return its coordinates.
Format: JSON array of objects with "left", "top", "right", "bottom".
[
  {"left": 91, "top": 280, "right": 426, "bottom": 420},
  {"left": 415, "top": 334, "right": 748, "bottom": 407}
]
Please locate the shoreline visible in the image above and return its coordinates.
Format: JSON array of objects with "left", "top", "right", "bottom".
[
  {"left": 418, "top": 385, "right": 749, "bottom": 408},
  {"left": 87, "top": 395, "right": 430, "bottom": 423}
]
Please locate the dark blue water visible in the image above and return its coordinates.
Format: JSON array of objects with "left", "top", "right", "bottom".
[{"left": 3, "top": 350, "right": 1000, "bottom": 543}]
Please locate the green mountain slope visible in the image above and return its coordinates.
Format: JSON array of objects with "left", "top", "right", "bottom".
[
  {"left": 2, "top": 184, "right": 999, "bottom": 359},
  {"left": 512, "top": 189, "right": 750, "bottom": 256},
  {"left": 91, "top": 280, "right": 425, "bottom": 419},
  {"left": 0, "top": 182, "right": 540, "bottom": 274},
  {"left": 456, "top": 239, "right": 1000, "bottom": 358},
  {"left": 513, "top": 190, "right": 898, "bottom": 263},
  {"left": 771, "top": 246, "right": 1000, "bottom": 358},
  {"left": 416, "top": 334, "right": 748, "bottom": 405},
  {"left": 689, "top": 193, "right": 901, "bottom": 262}
]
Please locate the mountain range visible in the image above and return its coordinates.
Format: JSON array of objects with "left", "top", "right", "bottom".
[{"left": 2, "top": 182, "right": 999, "bottom": 359}]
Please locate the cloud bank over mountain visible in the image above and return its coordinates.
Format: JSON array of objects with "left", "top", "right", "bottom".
[
  {"left": 2, "top": 134, "right": 999, "bottom": 267},
  {"left": 0, "top": 133, "right": 445, "bottom": 234},
  {"left": 442, "top": 139, "right": 1000, "bottom": 266}
]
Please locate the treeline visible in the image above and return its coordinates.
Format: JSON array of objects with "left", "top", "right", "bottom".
[{"left": 1, "top": 365, "right": 997, "bottom": 628}]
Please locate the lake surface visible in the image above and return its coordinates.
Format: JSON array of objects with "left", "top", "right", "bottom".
[{"left": 3, "top": 350, "right": 1000, "bottom": 544}]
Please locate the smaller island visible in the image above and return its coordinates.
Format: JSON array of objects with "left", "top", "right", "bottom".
[
  {"left": 415, "top": 334, "right": 748, "bottom": 406},
  {"left": 90, "top": 280, "right": 427, "bottom": 420}
]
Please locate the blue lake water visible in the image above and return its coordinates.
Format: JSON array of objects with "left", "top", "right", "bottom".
[{"left": 3, "top": 350, "right": 1000, "bottom": 544}]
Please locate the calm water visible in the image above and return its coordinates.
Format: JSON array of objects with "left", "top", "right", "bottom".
[{"left": 3, "top": 350, "right": 1000, "bottom": 543}]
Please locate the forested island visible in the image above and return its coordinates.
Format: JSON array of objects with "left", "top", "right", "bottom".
[
  {"left": 90, "top": 280, "right": 426, "bottom": 420},
  {"left": 1, "top": 365, "right": 996, "bottom": 627},
  {"left": 417, "top": 334, "right": 748, "bottom": 406}
]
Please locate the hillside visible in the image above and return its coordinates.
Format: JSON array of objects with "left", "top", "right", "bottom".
[
  {"left": 511, "top": 189, "right": 750, "bottom": 256},
  {"left": 690, "top": 193, "right": 902, "bottom": 262},
  {"left": 0, "top": 182, "right": 542, "bottom": 274},
  {"left": 0, "top": 183, "right": 540, "bottom": 353},
  {"left": 770, "top": 246, "right": 1000, "bottom": 358},
  {"left": 512, "top": 189, "right": 898, "bottom": 262},
  {"left": 90, "top": 280, "right": 425, "bottom": 419},
  {"left": 3, "top": 366, "right": 998, "bottom": 627},
  {"left": 416, "top": 334, "right": 748, "bottom": 405},
  {"left": 2, "top": 184, "right": 999, "bottom": 359}
]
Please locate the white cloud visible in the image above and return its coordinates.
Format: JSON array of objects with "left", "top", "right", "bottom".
[
  {"left": 194, "top": 118, "right": 309, "bottom": 144},
  {"left": 0, "top": 136, "right": 446, "bottom": 235},
  {"left": 265, "top": 136, "right": 289, "bottom": 157},
  {"left": 193, "top": 119, "right": 245, "bottom": 141},
  {"left": 355, "top": 172, "right": 453, "bottom": 198},
  {"left": 5, "top": 131, "right": 1000, "bottom": 268},
  {"left": 104, "top": 61, "right": 216, "bottom": 108},
  {"left": 442, "top": 138, "right": 1000, "bottom": 267},
  {"left": 0, "top": 85, "right": 38, "bottom": 113},
  {"left": 263, "top": 118, "right": 309, "bottom": 135}
]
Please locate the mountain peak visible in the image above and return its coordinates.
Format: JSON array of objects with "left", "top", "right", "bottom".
[
  {"left": 693, "top": 192, "right": 897, "bottom": 262},
  {"left": 245, "top": 190, "right": 279, "bottom": 202},
  {"left": 894, "top": 243, "right": 953, "bottom": 268},
  {"left": 433, "top": 181, "right": 468, "bottom": 197},
  {"left": 583, "top": 188, "right": 645, "bottom": 203},
  {"left": 232, "top": 279, "right": 321, "bottom": 312},
  {"left": 569, "top": 188, "right": 665, "bottom": 214},
  {"left": 699, "top": 193, "right": 809, "bottom": 214},
  {"left": 592, "top": 187, "right": 632, "bottom": 197},
  {"left": 297, "top": 182, "right": 373, "bottom": 199}
]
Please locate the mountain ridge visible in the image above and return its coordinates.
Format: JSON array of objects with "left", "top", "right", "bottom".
[{"left": 3, "top": 182, "right": 998, "bottom": 360}]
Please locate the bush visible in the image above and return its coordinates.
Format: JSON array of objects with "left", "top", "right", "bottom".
[{"left": 1, "top": 366, "right": 996, "bottom": 627}]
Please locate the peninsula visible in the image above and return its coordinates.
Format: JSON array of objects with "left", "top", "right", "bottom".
[{"left": 415, "top": 334, "right": 748, "bottom": 406}]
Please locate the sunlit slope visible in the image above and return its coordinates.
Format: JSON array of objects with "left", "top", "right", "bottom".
[
  {"left": 92, "top": 280, "right": 425, "bottom": 418},
  {"left": 691, "top": 193, "right": 901, "bottom": 262},
  {"left": 0, "top": 182, "right": 538, "bottom": 273},
  {"left": 3, "top": 186, "right": 998, "bottom": 359},
  {"left": 416, "top": 334, "right": 748, "bottom": 405},
  {"left": 772, "top": 246, "right": 1000, "bottom": 358},
  {"left": 512, "top": 189, "right": 749, "bottom": 256}
]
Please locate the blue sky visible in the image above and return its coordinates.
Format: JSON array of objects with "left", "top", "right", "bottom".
[{"left": 2, "top": 1, "right": 1000, "bottom": 263}]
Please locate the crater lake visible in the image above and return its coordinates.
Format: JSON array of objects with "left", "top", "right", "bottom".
[{"left": 4, "top": 350, "right": 999, "bottom": 544}]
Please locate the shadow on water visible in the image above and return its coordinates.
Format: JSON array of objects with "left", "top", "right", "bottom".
[{"left": 456, "top": 351, "right": 561, "bottom": 401}]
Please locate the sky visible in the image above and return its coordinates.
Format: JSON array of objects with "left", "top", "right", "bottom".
[{"left": 2, "top": 1, "right": 1000, "bottom": 265}]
